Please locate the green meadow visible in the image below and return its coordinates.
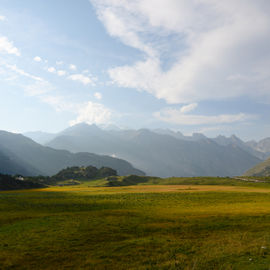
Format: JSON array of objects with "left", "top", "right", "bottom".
[{"left": 1, "top": 179, "right": 270, "bottom": 269}]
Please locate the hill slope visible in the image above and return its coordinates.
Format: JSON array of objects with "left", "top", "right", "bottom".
[
  {"left": 0, "top": 131, "right": 144, "bottom": 176},
  {"left": 0, "top": 147, "right": 41, "bottom": 176},
  {"left": 0, "top": 174, "right": 45, "bottom": 190},
  {"left": 244, "top": 158, "right": 270, "bottom": 176}
]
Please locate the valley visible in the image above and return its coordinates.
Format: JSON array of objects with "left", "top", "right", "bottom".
[
  {"left": 1, "top": 180, "right": 270, "bottom": 269},
  {"left": 1, "top": 1, "right": 270, "bottom": 269},
  {"left": 1, "top": 127, "right": 270, "bottom": 269}
]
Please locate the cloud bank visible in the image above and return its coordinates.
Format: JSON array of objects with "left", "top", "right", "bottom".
[{"left": 91, "top": 0, "right": 270, "bottom": 104}]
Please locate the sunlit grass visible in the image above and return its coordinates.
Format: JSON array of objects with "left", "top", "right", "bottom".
[{"left": 1, "top": 184, "right": 270, "bottom": 269}]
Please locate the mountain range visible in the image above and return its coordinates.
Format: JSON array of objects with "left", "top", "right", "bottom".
[
  {"left": 0, "top": 130, "right": 144, "bottom": 176},
  {"left": 246, "top": 138, "right": 270, "bottom": 155},
  {"left": 21, "top": 123, "right": 267, "bottom": 177}
]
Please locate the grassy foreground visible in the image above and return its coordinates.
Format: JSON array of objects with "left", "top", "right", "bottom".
[{"left": 1, "top": 182, "right": 270, "bottom": 269}]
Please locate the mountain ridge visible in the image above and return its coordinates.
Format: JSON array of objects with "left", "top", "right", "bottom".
[
  {"left": 43, "top": 123, "right": 262, "bottom": 177},
  {"left": 0, "top": 130, "right": 144, "bottom": 176}
]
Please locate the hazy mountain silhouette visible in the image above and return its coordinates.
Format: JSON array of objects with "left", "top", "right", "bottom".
[
  {"left": 0, "top": 147, "right": 40, "bottom": 176},
  {"left": 23, "top": 131, "right": 56, "bottom": 145},
  {"left": 45, "top": 123, "right": 262, "bottom": 177},
  {"left": 154, "top": 130, "right": 269, "bottom": 160},
  {"left": 212, "top": 135, "right": 268, "bottom": 160},
  {"left": 0, "top": 130, "right": 144, "bottom": 176},
  {"left": 246, "top": 138, "right": 270, "bottom": 155}
]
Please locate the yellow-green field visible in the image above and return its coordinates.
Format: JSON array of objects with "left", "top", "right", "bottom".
[{"left": 1, "top": 182, "right": 270, "bottom": 269}]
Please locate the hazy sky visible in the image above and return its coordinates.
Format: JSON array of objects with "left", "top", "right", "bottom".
[{"left": 0, "top": 0, "right": 270, "bottom": 140}]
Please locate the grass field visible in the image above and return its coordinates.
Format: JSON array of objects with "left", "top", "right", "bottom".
[{"left": 1, "top": 180, "right": 270, "bottom": 269}]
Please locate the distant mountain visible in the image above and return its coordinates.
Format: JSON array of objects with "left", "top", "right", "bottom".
[
  {"left": 153, "top": 129, "right": 186, "bottom": 140},
  {"left": 212, "top": 135, "right": 268, "bottom": 160},
  {"left": 153, "top": 130, "right": 270, "bottom": 160},
  {"left": 244, "top": 157, "right": 270, "bottom": 176},
  {"left": 153, "top": 129, "right": 207, "bottom": 141},
  {"left": 23, "top": 131, "right": 56, "bottom": 145},
  {"left": 246, "top": 138, "right": 270, "bottom": 154},
  {"left": 0, "top": 130, "right": 145, "bottom": 176},
  {"left": 46, "top": 123, "right": 262, "bottom": 177},
  {"left": 25, "top": 125, "right": 269, "bottom": 160}
]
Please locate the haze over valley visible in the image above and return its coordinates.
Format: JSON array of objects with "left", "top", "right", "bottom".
[{"left": 21, "top": 123, "right": 268, "bottom": 177}]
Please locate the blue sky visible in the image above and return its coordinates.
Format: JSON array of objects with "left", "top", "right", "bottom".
[{"left": 0, "top": 0, "right": 270, "bottom": 140}]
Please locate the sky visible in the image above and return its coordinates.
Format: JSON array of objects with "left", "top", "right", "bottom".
[{"left": 0, "top": 0, "right": 270, "bottom": 141}]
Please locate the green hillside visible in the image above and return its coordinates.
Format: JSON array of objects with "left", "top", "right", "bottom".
[
  {"left": 244, "top": 158, "right": 270, "bottom": 176},
  {"left": 0, "top": 166, "right": 118, "bottom": 190}
]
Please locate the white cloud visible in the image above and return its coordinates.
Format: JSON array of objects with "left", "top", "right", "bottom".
[
  {"left": 0, "top": 15, "right": 6, "bottom": 21},
  {"left": 180, "top": 103, "right": 197, "bottom": 113},
  {"left": 24, "top": 81, "right": 53, "bottom": 97},
  {"left": 39, "top": 95, "right": 77, "bottom": 112},
  {"left": 47, "top": 67, "right": 66, "bottom": 76},
  {"left": 33, "top": 56, "right": 42, "bottom": 62},
  {"left": 69, "top": 64, "right": 77, "bottom": 71},
  {"left": 39, "top": 94, "right": 111, "bottom": 124},
  {"left": 57, "top": 70, "right": 66, "bottom": 76},
  {"left": 21, "top": 80, "right": 77, "bottom": 113},
  {"left": 0, "top": 36, "right": 20, "bottom": 56},
  {"left": 93, "top": 2, "right": 156, "bottom": 57},
  {"left": 56, "top": 61, "right": 64, "bottom": 65},
  {"left": 5, "top": 64, "right": 43, "bottom": 81},
  {"left": 92, "top": 0, "right": 270, "bottom": 104},
  {"left": 3, "top": 61, "right": 111, "bottom": 125},
  {"left": 68, "top": 74, "right": 93, "bottom": 85},
  {"left": 39, "top": 95, "right": 112, "bottom": 125},
  {"left": 154, "top": 108, "right": 254, "bottom": 125},
  {"left": 109, "top": 58, "right": 161, "bottom": 95},
  {"left": 94, "top": 92, "right": 102, "bottom": 100},
  {"left": 48, "top": 67, "right": 56, "bottom": 73},
  {"left": 11, "top": 72, "right": 73, "bottom": 112},
  {"left": 70, "top": 101, "right": 112, "bottom": 126}
]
